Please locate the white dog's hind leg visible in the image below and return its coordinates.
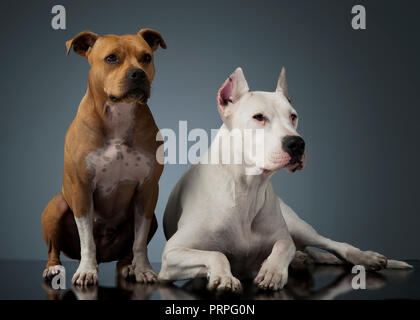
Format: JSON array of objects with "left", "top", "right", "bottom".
[
  {"left": 159, "top": 246, "right": 242, "bottom": 293},
  {"left": 279, "top": 199, "right": 410, "bottom": 270},
  {"left": 303, "top": 248, "right": 345, "bottom": 265}
]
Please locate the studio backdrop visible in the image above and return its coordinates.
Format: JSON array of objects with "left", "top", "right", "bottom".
[{"left": 0, "top": 0, "right": 418, "bottom": 263}]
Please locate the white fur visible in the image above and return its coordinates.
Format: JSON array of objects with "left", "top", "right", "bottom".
[{"left": 72, "top": 214, "right": 98, "bottom": 286}]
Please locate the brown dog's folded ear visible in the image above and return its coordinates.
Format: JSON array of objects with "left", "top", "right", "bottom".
[
  {"left": 66, "top": 31, "right": 99, "bottom": 58},
  {"left": 138, "top": 28, "right": 167, "bottom": 51}
]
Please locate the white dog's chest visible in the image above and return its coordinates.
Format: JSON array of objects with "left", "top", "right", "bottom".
[
  {"left": 209, "top": 205, "right": 281, "bottom": 273},
  {"left": 213, "top": 224, "right": 277, "bottom": 276},
  {"left": 228, "top": 227, "right": 275, "bottom": 255},
  {"left": 85, "top": 102, "right": 153, "bottom": 198}
]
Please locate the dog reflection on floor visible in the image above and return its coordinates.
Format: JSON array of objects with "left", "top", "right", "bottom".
[{"left": 42, "top": 263, "right": 412, "bottom": 300}]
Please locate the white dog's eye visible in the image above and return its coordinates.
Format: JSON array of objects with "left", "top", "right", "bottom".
[
  {"left": 253, "top": 113, "right": 265, "bottom": 122},
  {"left": 291, "top": 113, "right": 298, "bottom": 122}
]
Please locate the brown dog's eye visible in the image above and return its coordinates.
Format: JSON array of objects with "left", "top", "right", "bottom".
[
  {"left": 105, "top": 54, "right": 119, "bottom": 64},
  {"left": 291, "top": 113, "right": 298, "bottom": 122},
  {"left": 142, "top": 53, "right": 152, "bottom": 64},
  {"left": 253, "top": 113, "right": 265, "bottom": 122}
]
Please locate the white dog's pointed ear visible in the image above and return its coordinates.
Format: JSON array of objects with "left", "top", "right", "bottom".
[
  {"left": 217, "top": 67, "right": 249, "bottom": 116},
  {"left": 276, "top": 67, "right": 291, "bottom": 102}
]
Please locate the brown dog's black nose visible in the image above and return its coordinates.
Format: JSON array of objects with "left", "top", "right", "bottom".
[
  {"left": 282, "top": 136, "right": 305, "bottom": 163},
  {"left": 127, "top": 68, "right": 146, "bottom": 82}
]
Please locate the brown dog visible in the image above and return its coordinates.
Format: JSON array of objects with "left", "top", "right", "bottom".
[{"left": 41, "top": 29, "right": 166, "bottom": 286}]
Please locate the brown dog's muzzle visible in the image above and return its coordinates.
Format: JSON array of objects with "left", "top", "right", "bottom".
[{"left": 109, "top": 68, "right": 151, "bottom": 103}]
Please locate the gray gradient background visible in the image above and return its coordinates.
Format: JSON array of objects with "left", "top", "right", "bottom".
[{"left": 0, "top": 0, "right": 419, "bottom": 263}]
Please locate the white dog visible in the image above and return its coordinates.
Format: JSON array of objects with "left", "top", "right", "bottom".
[{"left": 159, "top": 68, "right": 411, "bottom": 292}]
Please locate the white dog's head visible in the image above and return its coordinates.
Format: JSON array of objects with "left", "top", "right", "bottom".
[{"left": 217, "top": 67, "right": 305, "bottom": 174}]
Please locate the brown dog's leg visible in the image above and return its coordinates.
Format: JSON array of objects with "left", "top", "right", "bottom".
[
  {"left": 116, "top": 214, "right": 158, "bottom": 279},
  {"left": 116, "top": 252, "right": 133, "bottom": 279},
  {"left": 147, "top": 214, "right": 158, "bottom": 243},
  {"left": 41, "top": 193, "right": 69, "bottom": 278}
]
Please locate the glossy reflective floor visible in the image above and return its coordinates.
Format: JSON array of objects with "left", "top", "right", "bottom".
[{"left": 0, "top": 260, "right": 418, "bottom": 300}]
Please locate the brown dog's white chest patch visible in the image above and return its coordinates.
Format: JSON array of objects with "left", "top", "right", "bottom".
[{"left": 86, "top": 102, "right": 153, "bottom": 197}]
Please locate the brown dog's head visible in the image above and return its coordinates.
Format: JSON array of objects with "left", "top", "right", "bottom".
[{"left": 66, "top": 29, "right": 166, "bottom": 104}]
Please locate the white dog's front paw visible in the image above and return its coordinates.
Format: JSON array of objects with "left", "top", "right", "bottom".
[
  {"left": 122, "top": 264, "right": 158, "bottom": 284},
  {"left": 346, "top": 249, "right": 387, "bottom": 271},
  {"left": 207, "top": 274, "right": 242, "bottom": 293},
  {"left": 72, "top": 262, "right": 98, "bottom": 286},
  {"left": 254, "top": 262, "right": 288, "bottom": 291}
]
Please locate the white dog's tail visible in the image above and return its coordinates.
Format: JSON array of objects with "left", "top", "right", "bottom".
[{"left": 386, "top": 259, "right": 413, "bottom": 269}]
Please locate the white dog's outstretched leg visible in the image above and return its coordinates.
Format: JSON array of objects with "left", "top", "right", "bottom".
[
  {"left": 303, "top": 248, "right": 412, "bottom": 270},
  {"left": 254, "top": 238, "right": 296, "bottom": 291},
  {"left": 280, "top": 199, "right": 412, "bottom": 270},
  {"left": 159, "top": 246, "right": 242, "bottom": 293},
  {"left": 303, "top": 248, "right": 345, "bottom": 265}
]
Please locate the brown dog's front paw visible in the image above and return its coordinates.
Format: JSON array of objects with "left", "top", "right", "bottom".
[
  {"left": 133, "top": 268, "right": 158, "bottom": 283},
  {"left": 122, "top": 264, "right": 158, "bottom": 284},
  {"left": 43, "top": 265, "right": 64, "bottom": 279}
]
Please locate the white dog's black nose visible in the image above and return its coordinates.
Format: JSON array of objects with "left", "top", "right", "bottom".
[{"left": 282, "top": 136, "right": 305, "bottom": 163}]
